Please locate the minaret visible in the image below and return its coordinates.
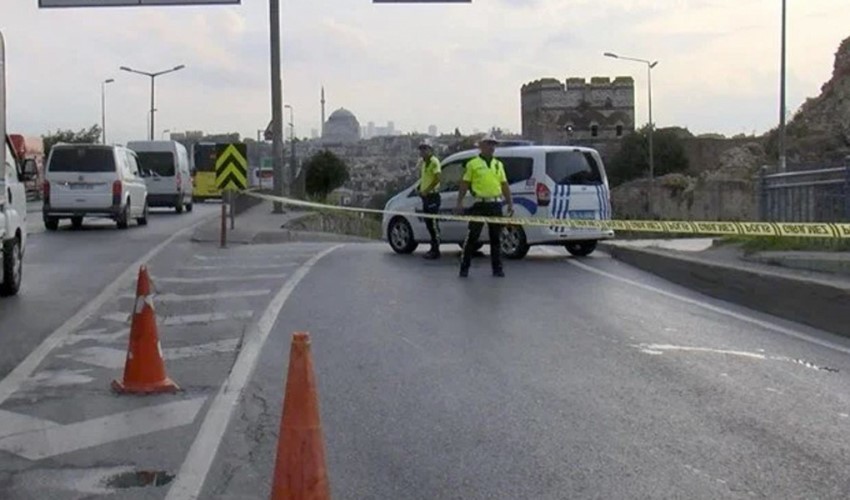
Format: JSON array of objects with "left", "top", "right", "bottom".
[{"left": 320, "top": 86, "right": 326, "bottom": 137}]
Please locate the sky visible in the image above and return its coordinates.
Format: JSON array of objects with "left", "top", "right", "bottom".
[{"left": 1, "top": 0, "right": 848, "bottom": 144}]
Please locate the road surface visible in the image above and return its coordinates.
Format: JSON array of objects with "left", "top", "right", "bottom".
[{"left": 2, "top": 226, "right": 850, "bottom": 499}]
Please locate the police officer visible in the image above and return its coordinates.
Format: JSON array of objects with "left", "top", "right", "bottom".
[
  {"left": 454, "top": 134, "right": 514, "bottom": 278},
  {"left": 417, "top": 140, "right": 442, "bottom": 259}
]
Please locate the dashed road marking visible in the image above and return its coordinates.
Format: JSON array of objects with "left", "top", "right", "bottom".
[
  {"left": 62, "top": 339, "right": 241, "bottom": 369},
  {"left": 154, "top": 274, "right": 288, "bottom": 284},
  {"left": 101, "top": 310, "right": 253, "bottom": 326},
  {"left": 118, "top": 290, "right": 272, "bottom": 302}
]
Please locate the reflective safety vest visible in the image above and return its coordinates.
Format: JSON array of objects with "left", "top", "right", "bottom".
[
  {"left": 418, "top": 155, "right": 441, "bottom": 194},
  {"left": 463, "top": 155, "right": 507, "bottom": 198}
]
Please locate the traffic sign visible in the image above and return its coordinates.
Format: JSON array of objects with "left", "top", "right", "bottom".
[
  {"left": 215, "top": 143, "right": 248, "bottom": 191},
  {"left": 39, "top": 0, "right": 239, "bottom": 7}
]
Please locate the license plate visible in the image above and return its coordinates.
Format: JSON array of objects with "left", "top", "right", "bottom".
[
  {"left": 568, "top": 210, "right": 596, "bottom": 220},
  {"left": 69, "top": 183, "right": 94, "bottom": 190}
]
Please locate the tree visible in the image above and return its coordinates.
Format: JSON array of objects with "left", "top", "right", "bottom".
[
  {"left": 42, "top": 125, "right": 102, "bottom": 155},
  {"left": 608, "top": 126, "right": 690, "bottom": 186},
  {"left": 304, "top": 150, "right": 349, "bottom": 200}
]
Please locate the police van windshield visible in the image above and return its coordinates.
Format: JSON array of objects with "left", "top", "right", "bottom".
[
  {"left": 136, "top": 152, "right": 176, "bottom": 177},
  {"left": 546, "top": 151, "right": 602, "bottom": 185},
  {"left": 48, "top": 146, "right": 115, "bottom": 173}
]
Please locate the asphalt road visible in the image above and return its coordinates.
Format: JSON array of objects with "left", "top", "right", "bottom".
[
  {"left": 206, "top": 244, "right": 850, "bottom": 500},
  {"left": 0, "top": 204, "right": 217, "bottom": 378},
  {"left": 3, "top": 226, "right": 850, "bottom": 499}
]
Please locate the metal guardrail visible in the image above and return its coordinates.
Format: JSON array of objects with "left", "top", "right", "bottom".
[{"left": 759, "top": 163, "right": 850, "bottom": 223}]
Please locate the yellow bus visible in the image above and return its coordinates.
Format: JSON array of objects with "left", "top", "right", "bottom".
[{"left": 191, "top": 142, "right": 221, "bottom": 201}]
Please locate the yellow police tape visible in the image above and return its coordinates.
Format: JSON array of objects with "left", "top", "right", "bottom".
[{"left": 243, "top": 191, "right": 850, "bottom": 239}]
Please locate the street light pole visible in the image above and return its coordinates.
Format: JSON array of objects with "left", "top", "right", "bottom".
[
  {"left": 779, "top": 0, "right": 787, "bottom": 172},
  {"left": 101, "top": 78, "right": 114, "bottom": 144},
  {"left": 605, "top": 52, "right": 659, "bottom": 216},
  {"left": 120, "top": 64, "right": 185, "bottom": 141}
]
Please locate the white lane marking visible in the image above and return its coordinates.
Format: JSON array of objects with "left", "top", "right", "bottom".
[
  {"left": 63, "top": 329, "right": 127, "bottom": 346},
  {"left": 400, "top": 336, "right": 423, "bottom": 350},
  {"left": 0, "top": 397, "right": 206, "bottom": 461},
  {"left": 193, "top": 253, "right": 309, "bottom": 261},
  {"left": 181, "top": 264, "right": 298, "bottom": 271},
  {"left": 166, "top": 244, "right": 342, "bottom": 500},
  {"left": 636, "top": 343, "right": 838, "bottom": 372},
  {"left": 62, "top": 339, "right": 241, "bottom": 369},
  {"left": 22, "top": 369, "right": 95, "bottom": 390},
  {"left": 0, "top": 410, "right": 57, "bottom": 439},
  {"left": 154, "top": 274, "right": 288, "bottom": 284},
  {"left": 101, "top": 311, "right": 253, "bottom": 326},
  {"left": 118, "top": 290, "right": 272, "bottom": 302},
  {"left": 639, "top": 344, "right": 767, "bottom": 360},
  {"left": 568, "top": 259, "right": 850, "bottom": 357},
  {"left": 0, "top": 217, "right": 211, "bottom": 406}
]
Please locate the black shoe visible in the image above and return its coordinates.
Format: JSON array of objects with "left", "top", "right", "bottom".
[
  {"left": 493, "top": 269, "right": 505, "bottom": 278},
  {"left": 459, "top": 268, "right": 469, "bottom": 278},
  {"left": 423, "top": 250, "right": 440, "bottom": 260}
]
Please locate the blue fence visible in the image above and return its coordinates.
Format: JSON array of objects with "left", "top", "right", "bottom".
[{"left": 758, "top": 163, "right": 850, "bottom": 222}]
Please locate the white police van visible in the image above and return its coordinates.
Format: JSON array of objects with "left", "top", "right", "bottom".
[{"left": 382, "top": 145, "right": 614, "bottom": 259}]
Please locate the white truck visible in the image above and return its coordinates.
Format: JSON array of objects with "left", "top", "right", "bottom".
[{"left": 0, "top": 31, "right": 27, "bottom": 296}]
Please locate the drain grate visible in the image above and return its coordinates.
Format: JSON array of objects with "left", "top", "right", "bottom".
[{"left": 105, "top": 470, "right": 175, "bottom": 489}]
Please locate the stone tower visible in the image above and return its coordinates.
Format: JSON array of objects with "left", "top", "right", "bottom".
[
  {"left": 521, "top": 76, "right": 635, "bottom": 144},
  {"left": 320, "top": 86, "right": 326, "bottom": 136}
]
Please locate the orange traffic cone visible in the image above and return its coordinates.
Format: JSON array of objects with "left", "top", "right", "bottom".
[
  {"left": 270, "top": 332, "right": 330, "bottom": 500},
  {"left": 111, "top": 266, "right": 179, "bottom": 394}
]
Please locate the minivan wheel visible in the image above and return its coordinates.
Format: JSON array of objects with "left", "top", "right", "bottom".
[
  {"left": 44, "top": 217, "right": 59, "bottom": 231},
  {"left": 117, "top": 203, "right": 130, "bottom": 229},
  {"left": 501, "top": 225, "right": 529, "bottom": 260},
  {"left": 175, "top": 198, "right": 184, "bottom": 214},
  {"left": 71, "top": 217, "right": 83, "bottom": 229},
  {"left": 0, "top": 237, "right": 23, "bottom": 296},
  {"left": 388, "top": 217, "right": 418, "bottom": 254},
  {"left": 137, "top": 201, "right": 149, "bottom": 226},
  {"left": 186, "top": 200, "right": 194, "bottom": 212},
  {"left": 565, "top": 240, "right": 597, "bottom": 257}
]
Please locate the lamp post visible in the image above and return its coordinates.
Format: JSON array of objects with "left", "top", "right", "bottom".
[
  {"left": 285, "top": 104, "right": 296, "bottom": 197},
  {"left": 162, "top": 129, "right": 171, "bottom": 140},
  {"left": 101, "top": 78, "right": 114, "bottom": 144},
  {"left": 605, "top": 51, "right": 658, "bottom": 215},
  {"left": 119, "top": 64, "right": 185, "bottom": 141}
]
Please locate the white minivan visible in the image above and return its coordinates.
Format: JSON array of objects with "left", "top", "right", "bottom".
[
  {"left": 43, "top": 144, "right": 149, "bottom": 230},
  {"left": 128, "top": 140, "right": 193, "bottom": 213},
  {"left": 382, "top": 145, "right": 615, "bottom": 259}
]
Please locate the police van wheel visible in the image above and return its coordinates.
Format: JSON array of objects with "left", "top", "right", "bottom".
[
  {"left": 388, "top": 217, "right": 418, "bottom": 254},
  {"left": 565, "top": 240, "right": 597, "bottom": 257},
  {"left": 501, "top": 226, "right": 529, "bottom": 260}
]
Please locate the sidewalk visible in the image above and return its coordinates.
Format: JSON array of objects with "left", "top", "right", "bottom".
[
  {"left": 600, "top": 239, "right": 850, "bottom": 336},
  {"left": 191, "top": 201, "right": 376, "bottom": 245}
]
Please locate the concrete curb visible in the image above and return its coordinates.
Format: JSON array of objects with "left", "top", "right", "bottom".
[{"left": 600, "top": 242, "right": 850, "bottom": 337}]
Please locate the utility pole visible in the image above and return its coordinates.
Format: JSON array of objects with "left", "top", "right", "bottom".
[
  {"left": 779, "top": 0, "right": 788, "bottom": 172},
  {"left": 270, "top": 0, "right": 285, "bottom": 213}
]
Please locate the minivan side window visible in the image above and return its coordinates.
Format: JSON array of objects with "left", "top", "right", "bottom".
[
  {"left": 545, "top": 151, "right": 602, "bottom": 185},
  {"left": 439, "top": 160, "right": 465, "bottom": 193},
  {"left": 126, "top": 152, "right": 141, "bottom": 177},
  {"left": 501, "top": 157, "right": 534, "bottom": 185}
]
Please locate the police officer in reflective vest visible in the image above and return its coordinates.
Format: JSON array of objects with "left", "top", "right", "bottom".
[
  {"left": 417, "top": 140, "right": 442, "bottom": 259},
  {"left": 454, "top": 134, "right": 514, "bottom": 278}
]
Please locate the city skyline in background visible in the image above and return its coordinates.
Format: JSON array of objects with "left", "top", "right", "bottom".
[{"left": 1, "top": 1, "right": 849, "bottom": 144}]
